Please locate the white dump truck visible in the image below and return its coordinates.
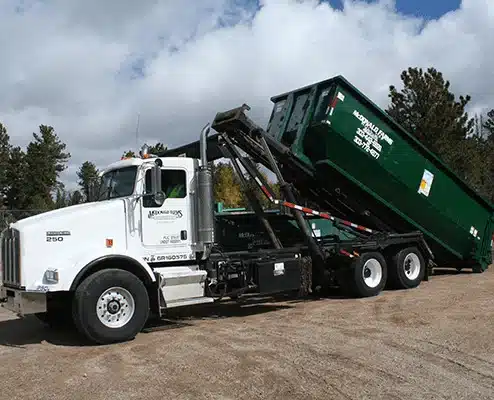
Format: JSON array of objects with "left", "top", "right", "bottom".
[{"left": 1, "top": 103, "right": 432, "bottom": 344}]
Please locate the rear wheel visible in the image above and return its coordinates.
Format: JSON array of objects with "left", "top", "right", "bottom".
[
  {"left": 341, "top": 252, "right": 387, "bottom": 298},
  {"left": 72, "top": 269, "right": 150, "bottom": 344},
  {"left": 388, "top": 247, "right": 425, "bottom": 289}
]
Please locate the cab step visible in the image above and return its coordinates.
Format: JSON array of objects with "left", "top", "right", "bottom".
[{"left": 164, "top": 296, "right": 215, "bottom": 309}]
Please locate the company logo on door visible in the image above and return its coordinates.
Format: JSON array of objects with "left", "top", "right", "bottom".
[{"left": 147, "top": 209, "right": 183, "bottom": 221}]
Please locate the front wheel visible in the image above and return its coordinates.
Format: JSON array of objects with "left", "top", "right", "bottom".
[
  {"left": 341, "top": 252, "right": 387, "bottom": 298},
  {"left": 72, "top": 269, "right": 150, "bottom": 344}
]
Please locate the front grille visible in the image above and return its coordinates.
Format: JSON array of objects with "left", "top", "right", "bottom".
[{"left": 1, "top": 228, "right": 21, "bottom": 287}]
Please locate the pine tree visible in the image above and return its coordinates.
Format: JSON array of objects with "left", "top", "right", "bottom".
[
  {"left": 484, "top": 109, "right": 494, "bottom": 139},
  {"left": 0, "top": 123, "right": 11, "bottom": 206},
  {"left": 148, "top": 142, "right": 167, "bottom": 155},
  {"left": 77, "top": 161, "right": 99, "bottom": 202},
  {"left": 387, "top": 67, "right": 474, "bottom": 176},
  {"left": 122, "top": 150, "right": 136, "bottom": 158},
  {"left": 24, "top": 125, "right": 70, "bottom": 210},
  {"left": 5, "top": 146, "right": 28, "bottom": 210}
]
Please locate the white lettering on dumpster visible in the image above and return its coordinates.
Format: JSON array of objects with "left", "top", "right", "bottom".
[{"left": 352, "top": 110, "right": 393, "bottom": 159}]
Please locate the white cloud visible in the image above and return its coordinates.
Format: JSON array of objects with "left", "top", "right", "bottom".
[{"left": 0, "top": 0, "right": 492, "bottom": 191}]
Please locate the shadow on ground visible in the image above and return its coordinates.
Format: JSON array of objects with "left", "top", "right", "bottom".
[
  {"left": 0, "top": 315, "right": 87, "bottom": 348},
  {"left": 0, "top": 285, "right": 383, "bottom": 348},
  {"left": 0, "top": 294, "right": 311, "bottom": 348},
  {"left": 432, "top": 268, "right": 482, "bottom": 276}
]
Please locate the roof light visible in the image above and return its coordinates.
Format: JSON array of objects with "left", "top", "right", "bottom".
[{"left": 140, "top": 144, "right": 149, "bottom": 158}]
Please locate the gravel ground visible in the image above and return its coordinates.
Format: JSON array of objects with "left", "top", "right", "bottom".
[{"left": 1, "top": 268, "right": 494, "bottom": 400}]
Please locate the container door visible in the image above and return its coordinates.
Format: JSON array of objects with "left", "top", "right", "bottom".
[{"left": 140, "top": 166, "right": 193, "bottom": 262}]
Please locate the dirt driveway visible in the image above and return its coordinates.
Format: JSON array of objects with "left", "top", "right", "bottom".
[{"left": 1, "top": 268, "right": 494, "bottom": 400}]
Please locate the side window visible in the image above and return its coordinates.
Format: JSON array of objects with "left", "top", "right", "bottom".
[{"left": 143, "top": 168, "right": 187, "bottom": 208}]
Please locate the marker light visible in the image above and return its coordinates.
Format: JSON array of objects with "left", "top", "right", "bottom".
[{"left": 140, "top": 144, "right": 149, "bottom": 158}]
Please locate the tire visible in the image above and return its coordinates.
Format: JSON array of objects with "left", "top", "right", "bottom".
[
  {"left": 341, "top": 252, "right": 387, "bottom": 298},
  {"left": 72, "top": 269, "right": 150, "bottom": 345},
  {"left": 388, "top": 247, "right": 425, "bottom": 289}
]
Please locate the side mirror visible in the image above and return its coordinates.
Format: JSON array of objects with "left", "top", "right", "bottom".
[{"left": 151, "top": 159, "right": 166, "bottom": 206}]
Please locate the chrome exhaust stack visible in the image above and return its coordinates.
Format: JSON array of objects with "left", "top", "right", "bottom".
[{"left": 197, "top": 123, "right": 215, "bottom": 257}]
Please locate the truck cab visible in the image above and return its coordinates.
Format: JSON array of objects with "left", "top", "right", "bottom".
[{"left": 1, "top": 138, "right": 217, "bottom": 344}]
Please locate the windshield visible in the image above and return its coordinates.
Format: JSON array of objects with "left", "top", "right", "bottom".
[{"left": 97, "top": 166, "right": 138, "bottom": 201}]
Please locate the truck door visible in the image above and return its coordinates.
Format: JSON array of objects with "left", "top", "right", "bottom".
[{"left": 140, "top": 166, "right": 193, "bottom": 261}]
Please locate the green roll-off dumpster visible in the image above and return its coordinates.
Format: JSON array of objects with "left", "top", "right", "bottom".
[{"left": 266, "top": 75, "right": 494, "bottom": 272}]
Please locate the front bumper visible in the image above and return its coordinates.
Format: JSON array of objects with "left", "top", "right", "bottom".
[{"left": 0, "top": 286, "right": 47, "bottom": 316}]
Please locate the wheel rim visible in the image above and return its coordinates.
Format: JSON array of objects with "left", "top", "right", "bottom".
[
  {"left": 403, "top": 253, "right": 421, "bottom": 281},
  {"left": 96, "top": 287, "right": 135, "bottom": 328},
  {"left": 362, "top": 259, "right": 382, "bottom": 288}
]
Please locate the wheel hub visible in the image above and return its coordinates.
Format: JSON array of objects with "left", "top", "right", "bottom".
[
  {"left": 107, "top": 300, "right": 121, "bottom": 314},
  {"left": 403, "top": 253, "right": 421, "bottom": 281},
  {"left": 96, "top": 287, "right": 135, "bottom": 329},
  {"left": 362, "top": 259, "right": 382, "bottom": 288}
]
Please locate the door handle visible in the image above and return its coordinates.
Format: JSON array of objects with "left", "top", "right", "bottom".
[{"left": 181, "top": 230, "right": 187, "bottom": 240}]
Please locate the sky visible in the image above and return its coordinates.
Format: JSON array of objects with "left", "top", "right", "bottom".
[
  {"left": 329, "top": 0, "right": 462, "bottom": 19},
  {"left": 0, "top": 0, "right": 492, "bottom": 191}
]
